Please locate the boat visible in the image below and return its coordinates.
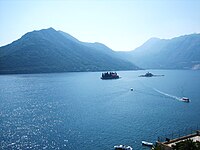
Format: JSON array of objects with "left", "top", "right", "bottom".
[
  {"left": 142, "top": 141, "right": 153, "bottom": 147},
  {"left": 114, "top": 145, "right": 133, "bottom": 150},
  {"left": 101, "top": 72, "right": 119, "bottom": 80},
  {"left": 181, "top": 97, "right": 190, "bottom": 102}
]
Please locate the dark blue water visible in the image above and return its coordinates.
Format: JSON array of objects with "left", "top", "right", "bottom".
[{"left": 0, "top": 70, "right": 200, "bottom": 150}]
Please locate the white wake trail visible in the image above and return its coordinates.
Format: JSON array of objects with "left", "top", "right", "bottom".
[{"left": 153, "top": 88, "right": 182, "bottom": 101}]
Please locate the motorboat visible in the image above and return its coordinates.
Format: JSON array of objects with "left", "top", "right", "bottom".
[
  {"left": 181, "top": 97, "right": 190, "bottom": 102},
  {"left": 114, "top": 145, "right": 133, "bottom": 150}
]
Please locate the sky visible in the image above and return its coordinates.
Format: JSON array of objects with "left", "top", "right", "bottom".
[{"left": 0, "top": 0, "right": 200, "bottom": 51}]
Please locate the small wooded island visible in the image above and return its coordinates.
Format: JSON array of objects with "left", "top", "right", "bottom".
[
  {"left": 139, "top": 72, "right": 164, "bottom": 77},
  {"left": 101, "top": 72, "right": 120, "bottom": 80}
]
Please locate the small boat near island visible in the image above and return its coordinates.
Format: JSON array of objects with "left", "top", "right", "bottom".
[
  {"left": 139, "top": 72, "right": 164, "bottom": 77},
  {"left": 101, "top": 72, "right": 120, "bottom": 80},
  {"left": 114, "top": 145, "right": 133, "bottom": 150}
]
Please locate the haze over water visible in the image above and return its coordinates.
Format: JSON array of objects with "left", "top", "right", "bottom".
[{"left": 0, "top": 70, "right": 200, "bottom": 150}]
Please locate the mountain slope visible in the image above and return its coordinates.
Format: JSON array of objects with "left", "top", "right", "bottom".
[
  {"left": 59, "top": 31, "right": 115, "bottom": 56},
  {"left": 0, "top": 28, "right": 139, "bottom": 74},
  {"left": 118, "top": 34, "right": 200, "bottom": 69}
]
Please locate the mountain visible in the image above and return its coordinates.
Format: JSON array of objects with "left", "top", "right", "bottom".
[
  {"left": 58, "top": 30, "right": 114, "bottom": 56},
  {"left": 0, "top": 28, "right": 139, "bottom": 74},
  {"left": 118, "top": 34, "right": 200, "bottom": 69}
]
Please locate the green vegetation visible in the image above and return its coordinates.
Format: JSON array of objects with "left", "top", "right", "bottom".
[
  {"left": 0, "top": 28, "right": 139, "bottom": 74},
  {"left": 119, "top": 34, "right": 200, "bottom": 69},
  {"left": 172, "top": 139, "right": 200, "bottom": 150},
  {"left": 153, "top": 139, "right": 200, "bottom": 150},
  {"left": 152, "top": 144, "right": 164, "bottom": 150}
]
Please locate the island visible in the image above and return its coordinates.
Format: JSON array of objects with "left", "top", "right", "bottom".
[
  {"left": 139, "top": 72, "right": 164, "bottom": 77},
  {"left": 101, "top": 72, "right": 120, "bottom": 80}
]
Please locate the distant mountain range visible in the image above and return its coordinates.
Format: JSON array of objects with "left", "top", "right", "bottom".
[
  {"left": 0, "top": 28, "right": 139, "bottom": 74},
  {"left": 0, "top": 28, "right": 199, "bottom": 74},
  {"left": 118, "top": 34, "right": 200, "bottom": 69}
]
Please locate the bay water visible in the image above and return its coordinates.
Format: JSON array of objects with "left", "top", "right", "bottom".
[{"left": 0, "top": 70, "right": 200, "bottom": 150}]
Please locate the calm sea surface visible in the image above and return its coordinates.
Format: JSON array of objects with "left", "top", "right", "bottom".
[{"left": 0, "top": 70, "right": 200, "bottom": 150}]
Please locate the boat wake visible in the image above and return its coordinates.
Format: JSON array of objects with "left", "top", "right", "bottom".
[
  {"left": 139, "top": 81, "right": 190, "bottom": 102},
  {"left": 153, "top": 88, "right": 182, "bottom": 101}
]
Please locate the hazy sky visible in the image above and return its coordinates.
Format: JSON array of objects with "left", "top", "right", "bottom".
[{"left": 0, "top": 0, "right": 200, "bottom": 51}]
